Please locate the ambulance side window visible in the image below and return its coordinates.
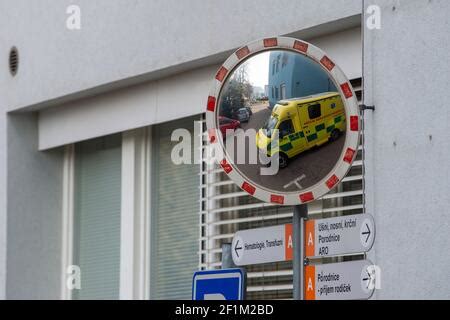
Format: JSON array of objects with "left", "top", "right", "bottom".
[
  {"left": 278, "top": 119, "right": 294, "bottom": 138},
  {"left": 308, "top": 103, "right": 321, "bottom": 119}
]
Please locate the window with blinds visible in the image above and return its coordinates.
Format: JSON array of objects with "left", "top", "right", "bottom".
[
  {"left": 73, "top": 134, "right": 122, "bottom": 300},
  {"left": 199, "top": 78, "right": 363, "bottom": 299},
  {"left": 150, "top": 116, "right": 201, "bottom": 299}
]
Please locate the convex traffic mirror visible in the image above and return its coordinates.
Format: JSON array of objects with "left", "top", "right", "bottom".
[{"left": 206, "top": 37, "right": 360, "bottom": 205}]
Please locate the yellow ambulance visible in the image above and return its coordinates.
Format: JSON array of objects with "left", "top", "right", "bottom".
[{"left": 256, "top": 92, "right": 346, "bottom": 168}]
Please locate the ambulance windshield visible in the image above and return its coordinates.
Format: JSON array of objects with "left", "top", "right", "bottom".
[{"left": 263, "top": 116, "right": 278, "bottom": 137}]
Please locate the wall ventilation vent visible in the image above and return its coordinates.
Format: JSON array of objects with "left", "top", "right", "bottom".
[{"left": 9, "top": 47, "right": 18, "bottom": 76}]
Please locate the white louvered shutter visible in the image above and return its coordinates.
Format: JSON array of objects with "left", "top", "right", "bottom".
[
  {"left": 150, "top": 116, "right": 201, "bottom": 299},
  {"left": 73, "top": 134, "right": 122, "bottom": 300}
]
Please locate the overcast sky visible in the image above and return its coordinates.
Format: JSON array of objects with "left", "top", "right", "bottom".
[{"left": 244, "top": 51, "right": 270, "bottom": 88}]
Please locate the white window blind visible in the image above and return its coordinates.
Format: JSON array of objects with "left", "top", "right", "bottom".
[
  {"left": 150, "top": 116, "right": 200, "bottom": 299},
  {"left": 73, "top": 134, "right": 122, "bottom": 300},
  {"left": 199, "top": 78, "right": 363, "bottom": 299}
]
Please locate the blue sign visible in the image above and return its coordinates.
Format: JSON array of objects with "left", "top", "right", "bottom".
[{"left": 192, "top": 268, "right": 245, "bottom": 300}]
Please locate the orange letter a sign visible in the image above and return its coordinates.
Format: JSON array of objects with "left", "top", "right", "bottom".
[{"left": 305, "top": 220, "right": 315, "bottom": 257}]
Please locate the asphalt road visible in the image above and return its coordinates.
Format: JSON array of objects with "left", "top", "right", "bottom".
[
  {"left": 241, "top": 102, "right": 271, "bottom": 132},
  {"left": 225, "top": 102, "right": 346, "bottom": 193}
]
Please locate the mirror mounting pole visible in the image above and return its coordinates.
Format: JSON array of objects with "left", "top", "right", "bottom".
[
  {"left": 359, "top": 104, "right": 375, "bottom": 112},
  {"left": 293, "top": 204, "right": 308, "bottom": 300}
]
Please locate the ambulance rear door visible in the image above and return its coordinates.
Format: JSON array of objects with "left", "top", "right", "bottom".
[{"left": 298, "top": 102, "right": 323, "bottom": 147}]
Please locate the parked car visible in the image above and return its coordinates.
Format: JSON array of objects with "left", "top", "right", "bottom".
[
  {"left": 219, "top": 116, "right": 241, "bottom": 137},
  {"left": 245, "top": 106, "right": 253, "bottom": 116},
  {"left": 235, "top": 108, "right": 250, "bottom": 123}
]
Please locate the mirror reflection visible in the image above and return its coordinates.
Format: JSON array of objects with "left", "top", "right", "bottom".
[{"left": 218, "top": 50, "right": 346, "bottom": 193}]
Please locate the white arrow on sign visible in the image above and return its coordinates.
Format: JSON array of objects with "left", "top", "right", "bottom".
[
  {"left": 304, "top": 260, "right": 375, "bottom": 300},
  {"left": 231, "top": 225, "right": 292, "bottom": 266},
  {"left": 304, "top": 213, "right": 375, "bottom": 258}
]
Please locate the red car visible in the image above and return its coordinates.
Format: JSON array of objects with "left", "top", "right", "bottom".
[{"left": 219, "top": 116, "right": 241, "bottom": 137}]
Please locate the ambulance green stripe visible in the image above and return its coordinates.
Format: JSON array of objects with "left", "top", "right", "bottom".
[
  {"left": 280, "top": 143, "right": 293, "bottom": 152},
  {"left": 307, "top": 134, "right": 318, "bottom": 142},
  {"left": 315, "top": 124, "right": 325, "bottom": 132}
]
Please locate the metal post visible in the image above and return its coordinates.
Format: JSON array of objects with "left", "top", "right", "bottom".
[
  {"left": 221, "top": 243, "right": 237, "bottom": 269},
  {"left": 293, "top": 204, "right": 308, "bottom": 300},
  {"left": 222, "top": 243, "right": 247, "bottom": 300}
]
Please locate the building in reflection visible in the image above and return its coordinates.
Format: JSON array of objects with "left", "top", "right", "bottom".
[{"left": 268, "top": 51, "right": 336, "bottom": 108}]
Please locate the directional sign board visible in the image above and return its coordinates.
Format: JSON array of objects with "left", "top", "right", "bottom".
[
  {"left": 192, "top": 269, "right": 245, "bottom": 300},
  {"left": 232, "top": 225, "right": 293, "bottom": 266},
  {"left": 305, "top": 214, "right": 375, "bottom": 258},
  {"left": 304, "top": 260, "right": 375, "bottom": 300}
]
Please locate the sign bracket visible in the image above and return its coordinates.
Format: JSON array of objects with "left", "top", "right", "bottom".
[
  {"left": 359, "top": 104, "right": 376, "bottom": 111},
  {"left": 293, "top": 204, "right": 308, "bottom": 300}
]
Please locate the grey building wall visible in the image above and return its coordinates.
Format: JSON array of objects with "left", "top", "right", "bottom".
[
  {"left": 364, "top": 0, "right": 450, "bottom": 299},
  {"left": 0, "top": 114, "right": 5, "bottom": 300},
  {"left": 0, "top": 0, "right": 361, "bottom": 112},
  {"left": 5, "top": 114, "right": 63, "bottom": 299}
]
